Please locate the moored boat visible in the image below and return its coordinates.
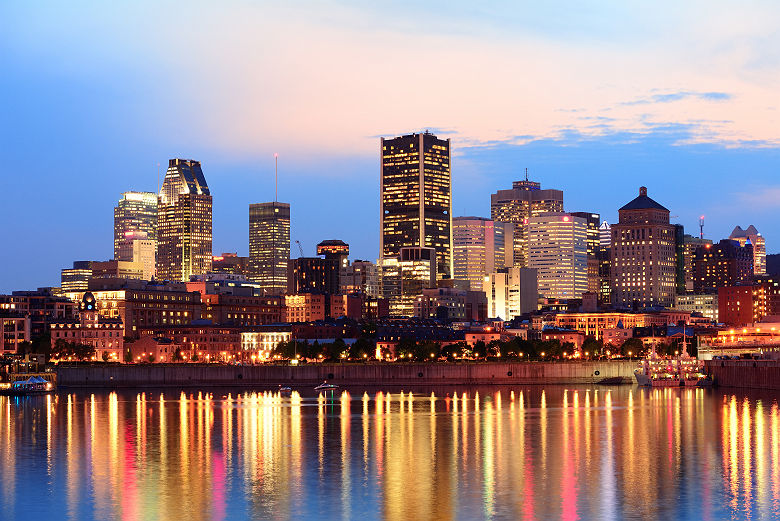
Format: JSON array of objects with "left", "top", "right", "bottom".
[
  {"left": 0, "top": 376, "right": 54, "bottom": 396},
  {"left": 314, "top": 381, "right": 338, "bottom": 391}
]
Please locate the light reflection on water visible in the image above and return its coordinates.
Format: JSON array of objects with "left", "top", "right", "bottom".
[{"left": 1, "top": 386, "right": 779, "bottom": 520}]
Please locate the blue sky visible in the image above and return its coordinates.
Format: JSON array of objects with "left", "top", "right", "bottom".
[{"left": 1, "top": 1, "right": 779, "bottom": 292}]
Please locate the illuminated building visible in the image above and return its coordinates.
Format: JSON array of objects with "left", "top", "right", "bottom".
[
  {"left": 571, "top": 212, "right": 601, "bottom": 294},
  {"left": 599, "top": 220, "right": 611, "bottom": 249},
  {"left": 61, "top": 261, "right": 94, "bottom": 292},
  {"left": 610, "top": 186, "right": 676, "bottom": 308},
  {"left": 340, "top": 260, "right": 380, "bottom": 297},
  {"left": 396, "top": 247, "right": 437, "bottom": 316},
  {"left": 287, "top": 257, "right": 340, "bottom": 295},
  {"left": 136, "top": 325, "right": 241, "bottom": 362},
  {"left": 380, "top": 131, "right": 452, "bottom": 279},
  {"left": 413, "top": 287, "right": 487, "bottom": 322},
  {"left": 531, "top": 310, "right": 691, "bottom": 340},
  {"left": 50, "top": 292, "right": 124, "bottom": 361},
  {"left": 211, "top": 252, "right": 250, "bottom": 276},
  {"left": 527, "top": 212, "right": 588, "bottom": 300},
  {"left": 674, "top": 293, "right": 718, "bottom": 322},
  {"left": 682, "top": 234, "right": 712, "bottom": 292},
  {"left": 730, "top": 225, "right": 766, "bottom": 276},
  {"left": 718, "top": 276, "right": 780, "bottom": 326},
  {"left": 0, "top": 289, "right": 76, "bottom": 339},
  {"left": 117, "top": 230, "right": 156, "bottom": 280},
  {"left": 453, "top": 217, "right": 513, "bottom": 291},
  {"left": 156, "top": 159, "right": 212, "bottom": 281},
  {"left": 241, "top": 326, "right": 292, "bottom": 360},
  {"left": 284, "top": 293, "right": 327, "bottom": 322},
  {"left": 0, "top": 313, "right": 30, "bottom": 354},
  {"left": 249, "top": 202, "right": 290, "bottom": 294},
  {"left": 330, "top": 293, "right": 389, "bottom": 320},
  {"left": 196, "top": 293, "right": 285, "bottom": 326},
  {"left": 486, "top": 267, "right": 538, "bottom": 320},
  {"left": 693, "top": 239, "right": 753, "bottom": 293},
  {"left": 113, "top": 191, "right": 157, "bottom": 261},
  {"left": 490, "top": 176, "right": 563, "bottom": 267},
  {"left": 317, "top": 240, "right": 349, "bottom": 269},
  {"left": 91, "top": 260, "right": 144, "bottom": 280}
]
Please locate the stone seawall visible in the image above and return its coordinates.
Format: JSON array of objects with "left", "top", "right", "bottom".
[
  {"left": 56, "top": 361, "right": 637, "bottom": 388},
  {"left": 705, "top": 360, "right": 780, "bottom": 390}
]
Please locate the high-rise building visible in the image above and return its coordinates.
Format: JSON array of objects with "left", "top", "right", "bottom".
[
  {"left": 571, "top": 212, "right": 601, "bottom": 294},
  {"left": 380, "top": 132, "right": 452, "bottom": 279},
  {"left": 156, "top": 159, "right": 212, "bottom": 282},
  {"left": 211, "top": 253, "right": 250, "bottom": 276},
  {"left": 287, "top": 257, "right": 340, "bottom": 295},
  {"left": 249, "top": 202, "right": 290, "bottom": 294},
  {"left": 114, "top": 192, "right": 157, "bottom": 261},
  {"left": 490, "top": 176, "right": 563, "bottom": 267},
  {"left": 453, "top": 217, "right": 513, "bottom": 292},
  {"left": 693, "top": 239, "right": 754, "bottom": 293},
  {"left": 610, "top": 187, "right": 676, "bottom": 308},
  {"left": 317, "top": 240, "right": 350, "bottom": 270},
  {"left": 527, "top": 213, "right": 588, "bottom": 300},
  {"left": 61, "top": 261, "right": 94, "bottom": 292},
  {"left": 599, "top": 221, "right": 612, "bottom": 249},
  {"left": 486, "top": 267, "right": 538, "bottom": 320},
  {"left": 730, "top": 225, "right": 766, "bottom": 276},
  {"left": 682, "top": 234, "right": 713, "bottom": 292},
  {"left": 117, "top": 230, "right": 156, "bottom": 280},
  {"left": 598, "top": 221, "right": 612, "bottom": 305}
]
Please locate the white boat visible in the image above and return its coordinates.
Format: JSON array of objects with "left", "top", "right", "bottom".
[
  {"left": 314, "top": 381, "right": 338, "bottom": 391},
  {"left": 634, "top": 331, "right": 711, "bottom": 387}
]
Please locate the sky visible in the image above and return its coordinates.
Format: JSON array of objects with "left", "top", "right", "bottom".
[{"left": 1, "top": 1, "right": 779, "bottom": 293}]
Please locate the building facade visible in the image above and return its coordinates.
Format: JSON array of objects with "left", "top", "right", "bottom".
[
  {"left": 249, "top": 202, "right": 290, "bottom": 294},
  {"left": 117, "top": 231, "right": 156, "bottom": 280},
  {"left": 571, "top": 212, "right": 601, "bottom": 294},
  {"left": 50, "top": 292, "right": 124, "bottom": 361},
  {"left": 490, "top": 178, "right": 563, "bottom": 267},
  {"left": 610, "top": 187, "right": 677, "bottom": 308},
  {"left": 380, "top": 132, "right": 452, "bottom": 279},
  {"left": 730, "top": 225, "right": 766, "bottom": 276},
  {"left": 340, "top": 260, "right": 380, "bottom": 297},
  {"left": 156, "top": 159, "right": 212, "bottom": 281},
  {"left": 527, "top": 212, "right": 588, "bottom": 300},
  {"left": 453, "top": 217, "right": 513, "bottom": 292},
  {"left": 287, "top": 257, "right": 340, "bottom": 295},
  {"left": 682, "top": 234, "right": 713, "bottom": 292},
  {"left": 486, "top": 267, "right": 538, "bottom": 320},
  {"left": 114, "top": 191, "right": 157, "bottom": 261},
  {"left": 674, "top": 294, "right": 719, "bottom": 322},
  {"left": 693, "top": 239, "right": 753, "bottom": 294}
]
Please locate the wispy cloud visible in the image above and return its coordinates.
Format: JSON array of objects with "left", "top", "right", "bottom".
[
  {"left": 737, "top": 187, "right": 780, "bottom": 209},
  {"left": 621, "top": 90, "right": 733, "bottom": 106}
]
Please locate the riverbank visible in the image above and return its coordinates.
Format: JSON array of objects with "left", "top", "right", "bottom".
[{"left": 55, "top": 361, "right": 637, "bottom": 388}]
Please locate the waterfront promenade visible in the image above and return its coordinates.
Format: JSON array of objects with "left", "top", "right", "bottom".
[{"left": 55, "top": 361, "right": 637, "bottom": 388}]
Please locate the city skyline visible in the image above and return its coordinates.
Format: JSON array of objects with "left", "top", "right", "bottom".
[{"left": 3, "top": 2, "right": 780, "bottom": 292}]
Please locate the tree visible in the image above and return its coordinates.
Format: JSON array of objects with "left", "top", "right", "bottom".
[
  {"left": 102, "top": 351, "right": 110, "bottom": 362},
  {"left": 191, "top": 352, "right": 200, "bottom": 362},
  {"left": 349, "top": 337, "right": 374, "bottom": 360},
  {"left": 173, "top": 347, "right": 183, "bottom": 362},
  {"left": 124, "top": 348, "right": 133, "bottom": 363},
  {"left": 581, "top": 336, "right": 603, "bottom": 357},
  {"left": 619, "top": 337, "right": 644, "bottom": 357}
]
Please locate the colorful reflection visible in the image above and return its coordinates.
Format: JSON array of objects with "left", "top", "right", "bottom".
[{"left": 0, "top": 386, "right": 778, "bottom": 520}]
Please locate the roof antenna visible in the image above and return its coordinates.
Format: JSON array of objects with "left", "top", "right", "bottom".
[
  {"left": 525, "top": 167, "right": 528, "bottom": 181},
  {"left": 699, "top": 215, "right": 705, "bottom": 240},
  {"left": 274, "top": 153, "right": 278, "bottom": 202}
]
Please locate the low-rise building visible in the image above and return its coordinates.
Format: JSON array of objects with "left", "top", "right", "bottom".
[
  {"left": 540, "top": 327, "right": 585, "bottom": 350},
  {"left": 674, "top": 294, "right": 718, "bottom": 322},
  {"left": 50, "top": 292, "right": 124, "bottom": 361},
  {"left": 0, "top": 314, "right": 30, "bottom": 354},
  {"left": 241, "top": 325, "right": 292, "bottom": 361},
  {"left": 532, "top": 310, "right": 691, "bottom": 340},
  {"left": 136, "top": 324, "right": 241, "bottom": 363}
]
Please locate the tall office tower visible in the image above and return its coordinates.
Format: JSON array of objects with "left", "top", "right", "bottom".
[
  {"left": 453, "top": 217, "right": 513, "bottom": 292},
  {"left": 249, "top": 202, "right": 290, "bottom": 294},
  {"left": 693, "top": 239, "right": 754, "bottom": 293},
  {"left": 571, "top": 212, "right": 601, "bottom": 294},
  {"left": 395, "top": 247, "right": 437, "bottom": 316},
  {"left": 156, "top": 159, "right": 212, "bottom": 282},
  {"left": 61, "top": 261, "right": 94, "bottom": 292},
  {"left": 317, "top": 240, "right": 350, "bottom": 270},
  {"left": 730, "top": 225, "right": 766, "bottom": 276},
  {"left": 610, "top": 187, "right": 676, "bottom": 308},
  {"left": 117, "top": 230, "right": 156, "bottom": 280},
  {"left": 598, "top": 221, "right": 611, "bottom": 249},
  {"left": 380, "top": 131, "right": 452, "bottom": 279},
  {"left": 340, "top": 260, "right": 380, "bottom": 297},
  {"left": 490, "top": 177, "right": 563, "bottom": 267},
  {"left": 674, "top": 224, "right": 686, "bottom": 295},
  {"left": 682, "top": 234, "right": 713, "bottom": 292},
  {"left": 527, "top": 213, "right": 588, "bottom": 300},
  {"left": 114, "top": 192, "right": 157, "bottom": 260},
  {"left": 486, "top": 267, "right": 538, "bottom": 320}
]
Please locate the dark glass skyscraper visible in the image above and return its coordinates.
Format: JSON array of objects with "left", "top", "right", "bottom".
[
  {"left": 114, "top": 192, "right": 157, "bottom": 260},
  {"left": 380, "top": 132, "right": 452, "bottom": 279},
  {"left": 156, "top": 159, "right": 212, "bottom": 282},
  {"left": 249, "top": 202, "right": 290, "bottom": 294}
]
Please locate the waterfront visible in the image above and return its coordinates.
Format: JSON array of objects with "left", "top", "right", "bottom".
[{"left": 1, "top": 386, "right": 779, "bottom": 520}]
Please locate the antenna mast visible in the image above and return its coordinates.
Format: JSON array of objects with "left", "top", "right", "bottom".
[
  {"left": 274, "top": 153, "right": 278, "bottom": 202},
  {"left": 525, "top": 167, "right": 528, "bottom": 181},
  {"left": 699, "top": 215, "right": 705, "bottom": 239}
]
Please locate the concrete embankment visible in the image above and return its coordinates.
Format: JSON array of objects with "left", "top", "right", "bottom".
[
  {"left": 56, "top": 361, "right": 637, "bottom": 388},
  {"left": 705, "top": 360, "right": 780, "bottom": 390}
]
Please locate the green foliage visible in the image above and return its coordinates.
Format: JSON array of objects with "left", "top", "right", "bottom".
[
  {"left": 124, "top": 348, "right": 133, "bottom": 363},
  {"left": 102, "top": 351, "right": 110, "bottom": 362},
  {"left": 619, "top": 337, "right": 644, "bottom": 356},
  {"left": 51, "top": 339, "right": 95, "bottom": 361},
  {"left": 173, "top": 347, "right": 183, "bottom": 362}
]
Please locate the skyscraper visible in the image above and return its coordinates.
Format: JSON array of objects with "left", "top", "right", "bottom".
[
  {"left": 693, "top": 239, "right": 754, "bottom": 293},
  {"left": 156, "top": 159, "right": 212, "bottom": 282},
  {"left": 571, "top": 212, "right": 601, "bottom": 294},
  {"left": 611, "top": 186, "right": 676, "bottom": 308},
  {"left": 490, "top": 176, "right": 563, "bottom": 267},
  {"left": 527, "top": 212, "right": 588, "bottom": 300},
  {"left": 452, "top": 217, "right": 513, "bottom": 291},
  {"left": 380, "top": 131, "right": 452, "bottom": 279},
  {"left": 114, "top": 192, "right": 157, "bottom": 260},
  {"left": 730, "top": 225, "right": 766, "bottom": 276},
  {"left": 249, "top": 202, "right": 290, "bottom": 294}
]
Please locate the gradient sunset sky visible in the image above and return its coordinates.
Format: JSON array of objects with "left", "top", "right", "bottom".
[{"left": 2, "top": 1, "right": 779, "bottom": 292}]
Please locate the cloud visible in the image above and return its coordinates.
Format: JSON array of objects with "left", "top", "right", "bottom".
[
  {"left": 621, "top": 91, "right": 733, "bottom": 106},
  {"left": 737, "top": 187, "right": 780, "bottom": 209}
]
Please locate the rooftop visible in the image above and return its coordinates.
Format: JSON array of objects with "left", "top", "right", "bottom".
[{"left": 619, "top": 186, "right": 669, "bottom": 212}]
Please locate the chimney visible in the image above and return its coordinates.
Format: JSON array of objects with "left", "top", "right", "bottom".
[{"left": 639, "top": 186, "right": 647, "bottom": 197}]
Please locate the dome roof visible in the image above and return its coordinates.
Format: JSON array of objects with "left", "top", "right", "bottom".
[{"left": 619, "top": 186, "right": 669, "bottom": 212}]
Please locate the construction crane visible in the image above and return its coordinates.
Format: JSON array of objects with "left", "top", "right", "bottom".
[{"left": 295, "top": 240, "right": 304, "bottom": 257}]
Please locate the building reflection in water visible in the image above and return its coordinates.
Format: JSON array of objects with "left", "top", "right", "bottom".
[{"left": 0, "top": 386, "right": 779, "bottom": 520}]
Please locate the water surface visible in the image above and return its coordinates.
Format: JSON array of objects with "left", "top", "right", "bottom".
[{"left": 1, "top": 386, "right": 778, "bottom": 520}]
